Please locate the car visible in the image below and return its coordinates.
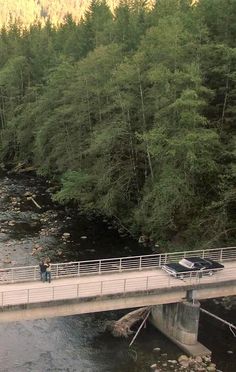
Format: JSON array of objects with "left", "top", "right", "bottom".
[{"left": 162, "top": 256, "right": 224, "bottom": 279}]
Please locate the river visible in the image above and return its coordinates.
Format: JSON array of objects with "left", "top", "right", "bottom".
[{"left": 0, "top": 173, "right": 235, "bottom": 372}]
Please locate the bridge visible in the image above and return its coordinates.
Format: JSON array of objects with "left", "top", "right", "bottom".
[
  {"left": 1, "top": 246, "right": 236, "bottom": 356},
  {"left": 0, "top": 246, "right": 235, "bottom": 322}
]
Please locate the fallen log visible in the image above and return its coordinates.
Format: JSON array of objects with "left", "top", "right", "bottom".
[
  {"left": 106, "top": 306, "right": 151, "bottom": 338},
  {"left": 27, "top": 196, "right": 42, "bottom": 209},
  {"left": 10, "top": 162, "right": 37, "bottom": 174}
]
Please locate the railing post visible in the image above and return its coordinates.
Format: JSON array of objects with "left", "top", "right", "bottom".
[
  {"left": 77, "top": 263, "right": 80, "bottom": 277},
  {"left": 119, "top": 258, "right": 122, "bottom": 272},
  {"left": 139, "top": 256, "right": 142, "bottom": 271},
  {"left": 196, "top": 272, "right": 199, "bottom": 284},
  {"left": 164, "top": 253, "right": 168, "bottom": 264},
  {"left": 34, "top": 267, "right": 37, "bottom": 281},
  {"left": 220, "top": 248, "right": 223, "bottom": 262},
  {"left": 99, "top": 260, "right": 101, "bottom": 274},
  {"left": 56, "top": 264, "right": 59, "bottom": 278},
  {"left": 124, "top": 278, "right": 126, "bottom": 293},
  {"left": 11, "top": 269, "right": 14, "bottom": 283}
]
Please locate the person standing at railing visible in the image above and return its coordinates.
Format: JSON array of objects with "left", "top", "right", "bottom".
[
  {"left": 45, "top": 259, "right": 52, "bottom": 283},
  {"left": 39, "top": 260, "right": 47, "bottom": 282}
]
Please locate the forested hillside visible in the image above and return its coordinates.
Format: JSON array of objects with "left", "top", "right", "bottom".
[
  {"left": 0, "top": 0, "right": 123, "bottom": 27},
  {"left": 0, "top": 0, "right": 235, "bottom": 250}
]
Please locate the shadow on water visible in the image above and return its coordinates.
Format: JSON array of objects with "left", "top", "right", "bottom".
[
  {"left": 199, "top": 301, "right": 236, "bottom": 372},
  {"left": 59, "top": 214, "right": 154, "bottom": 262}
]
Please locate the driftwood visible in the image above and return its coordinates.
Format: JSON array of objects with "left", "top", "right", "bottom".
[
  {"left": 10, "top": 162, "right": 36, "bottom": 174},
  {"left": 106, "top": 307, "right": 151, "bottom": 338},
  {"left": 27, "top": 196, "right": 42, "bottom": 209}
]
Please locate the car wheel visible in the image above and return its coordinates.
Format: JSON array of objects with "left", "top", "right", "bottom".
[{"left": 208, "top": 270, "right": 213, "bottom": 276}]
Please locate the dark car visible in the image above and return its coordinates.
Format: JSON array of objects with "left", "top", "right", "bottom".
[{"left": 162, "top": 256, "right": 224, "bottom": 279}]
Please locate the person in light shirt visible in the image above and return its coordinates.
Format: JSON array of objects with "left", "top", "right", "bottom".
[{"left": 45, "top": 259, "right": 52, "bottom": 283}]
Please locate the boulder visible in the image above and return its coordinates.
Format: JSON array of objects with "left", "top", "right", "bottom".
[{"left": 178, "top": 355, "right": 189, "bottom": 363}]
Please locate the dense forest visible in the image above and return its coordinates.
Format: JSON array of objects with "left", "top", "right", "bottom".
[{"left": 0, "top": 0, "right": 235, "bottom": 250}]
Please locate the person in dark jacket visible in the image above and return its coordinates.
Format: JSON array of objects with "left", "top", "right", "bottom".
[{"left": 39, "top": 260, "right": 47, "bottom": 282}]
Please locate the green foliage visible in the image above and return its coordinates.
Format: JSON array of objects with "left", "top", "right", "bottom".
[
  {"left": 0, "top": 0, "right": 235, "bottom": 250},
  {"left": 54, "top": 170, "right": 95, "bottom": 207}
]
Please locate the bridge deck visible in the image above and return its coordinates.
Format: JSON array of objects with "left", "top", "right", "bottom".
[{"left": 0, "top": 261, "right": 235, "bottom": 308}]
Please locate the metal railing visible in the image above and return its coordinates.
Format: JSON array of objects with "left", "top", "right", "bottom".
[
  {"left": 0, "top": 265, "right": 235, "bottom": 308},
  {"left": 0, "top": 246, "right": 235, "bottom": 285}
]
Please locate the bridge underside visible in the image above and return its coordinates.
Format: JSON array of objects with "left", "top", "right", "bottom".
[{"left": 1, "top": 280, "right": 235, "bottom": 323}]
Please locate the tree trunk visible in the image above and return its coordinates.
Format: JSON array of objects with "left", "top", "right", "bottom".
[
  {"left": 138, "top": 70, "right": 154, "bottom": 181},
  {"left": 106, "top": 306, "right": 151, "bottom": 338}
]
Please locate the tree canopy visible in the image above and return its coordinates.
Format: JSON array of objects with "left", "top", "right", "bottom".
[{"left": 0, "top": 0, "right": 235, "bottom": 250}]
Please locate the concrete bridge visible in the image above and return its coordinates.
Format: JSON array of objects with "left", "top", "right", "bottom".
[{"left": 0, "top": 246, "right": 236, "bottom": 355}]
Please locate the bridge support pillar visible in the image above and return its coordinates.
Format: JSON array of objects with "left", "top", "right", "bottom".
[{"left": 150, "top": 297, "right": 211, "bottom": 356}]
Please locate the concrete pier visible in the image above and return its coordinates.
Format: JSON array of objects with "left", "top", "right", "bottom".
[{"left": 150, "top": 299, "right": 211, "bottom": 356}]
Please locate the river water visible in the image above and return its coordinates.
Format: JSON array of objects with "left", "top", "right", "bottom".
[{"left": 0, "top": 174, "right": 235, "bottom": 372}]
